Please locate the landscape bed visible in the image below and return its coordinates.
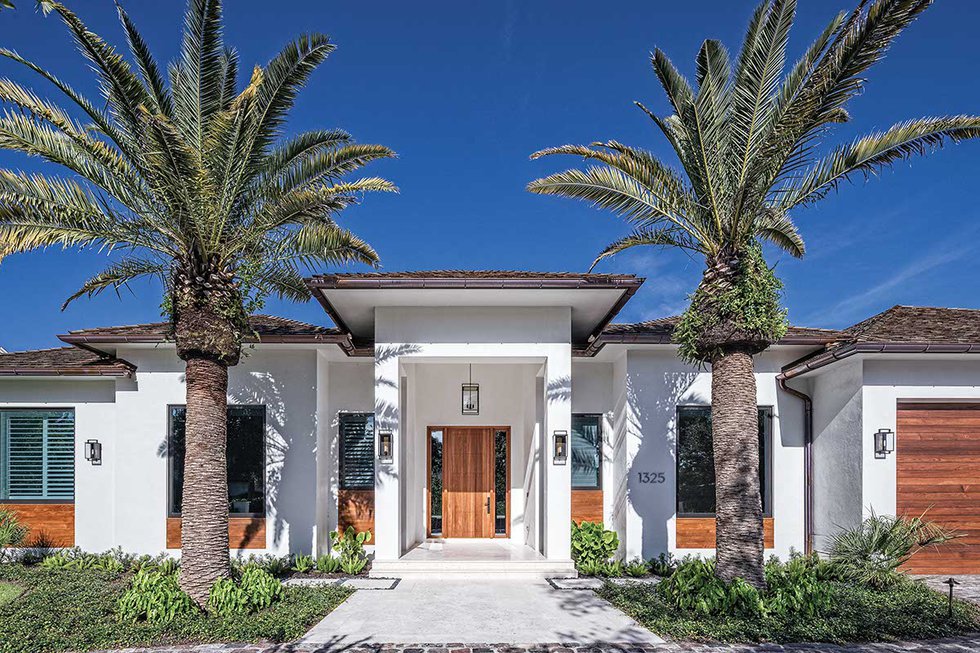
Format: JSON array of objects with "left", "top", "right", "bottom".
[{"left": 0, "top": 563, "right": 352, "bottom": 653}]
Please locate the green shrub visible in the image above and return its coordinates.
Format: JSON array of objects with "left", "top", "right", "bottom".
[
  {"left": 117, "top": 567, "right": 196, "bottom": 624},
  {"left": 316, "top": 554, "right": 341, "bottom": 573},
  {"left": 329, "top": 526, "right": 371, "bottom": 575},
  {"left": 207, "top": 567, "right": 283, "bottom": 616},
  {"left": 570, "top": 521, "right": 619, "bottom": 574},
  {"left": 763, "top": 555, "right": 833, "bottom": 618},
  {"left": 648, "top": 552, "right": 678, "bottom": 577},
  {"left": 623, "top": 558, "right": 650, "bottom": 577},
  {"left": 828, "top": 511, "right": 958, "bottom": 588},
  {"left": 658, "top": 558, "right": 763, "bottom": 617},
  {"left": 234, "top": 554, "right": 292, "bottom": 578},
  {"left": 291, "top": 554, "right": 315, "bottom": 574},
  {"left": 0, "top": 510, "right": 28, "bottom": 560}
]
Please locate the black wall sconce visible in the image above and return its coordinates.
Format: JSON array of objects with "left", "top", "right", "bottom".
[
  {"left": 553, "top": 430, "right": 568, "bottom": 465},
  {"left": 874, "top": 428, "right": 895, "bottom": 459},
  {"left": 378, "top": 430, "right": 393, "bottom": 463},
  {"left": 462, "top": 364, "right": 479, "bottom": 415},
  {"left": 84, "top": 439, "right": 102, "bottom": 466}
]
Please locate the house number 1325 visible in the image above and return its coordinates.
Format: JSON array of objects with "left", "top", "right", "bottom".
[{"left": 637, "top": 472, "right": 665, "bottom": 484}]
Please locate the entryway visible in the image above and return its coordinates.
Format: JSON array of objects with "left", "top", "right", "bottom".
[{"left": 370, "top": 539, "right": 576, "bottom": 578}]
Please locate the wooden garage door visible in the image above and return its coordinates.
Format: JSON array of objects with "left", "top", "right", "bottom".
[{"left": 897, "top": 403, "right": 980, "bottom": 574}]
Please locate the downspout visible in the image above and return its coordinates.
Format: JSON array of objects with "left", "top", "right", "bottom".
[{"left": 777, "top": 373, "right": 813, "bottom": 555}]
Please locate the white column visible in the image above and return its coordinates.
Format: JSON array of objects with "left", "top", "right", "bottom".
[
  {"left": 313, "top": 352, "right": 331, "bottom": 556},
  {"left": 543, "top": 348, "right": 572, "bottom": 560},
  {"left": 374, "top": 351, "right": 401, "bottom": 561}
]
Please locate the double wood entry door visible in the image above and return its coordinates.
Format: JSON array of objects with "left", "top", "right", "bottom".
[{"left": 429, "top": 426, "right": 509, "bottom": 538}]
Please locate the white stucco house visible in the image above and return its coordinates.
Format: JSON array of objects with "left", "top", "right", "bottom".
[{"left": 1, "top": 271, "right": 978, "bottom": 576}]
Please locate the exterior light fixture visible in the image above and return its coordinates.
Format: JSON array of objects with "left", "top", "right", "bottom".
[
  {"left": 462, "top": 363, "right": 479, "bottom": 415},
  {"left": 84, "top": 439, "right": 102, "bottom": 466},
  {"left": 874, "top": 428, "right": 895, "bottom": 459},
  {"left": 553, "top": 430, "right": 568, "bottom": 465},
  {"left": 378, "top": 430, "right": 393, "bottom": 463}
]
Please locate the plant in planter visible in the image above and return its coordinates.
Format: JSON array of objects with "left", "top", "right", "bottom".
[
  {"left": 292, "top": 554, "right": 315, "bottom": 574},
  {"left": 623, "top": 558, "right": 650, "bottom": 577},
  {"left": 316, "top": 554, "right": 342, "bottom": 574},
  {"left": 329, "top": 527, "right": 372, "bottom": 575},
  {"left": 570, "top": 520, "right": 619, "bottom": 575}
]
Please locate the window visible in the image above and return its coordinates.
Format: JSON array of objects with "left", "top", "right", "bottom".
[
  {"left": 0, "top": 409, "right": 75, "bottom": 501},
  {"left": 339, "top": 413, "right": 375, "bottom": 491},
  {"left": 429, "top": 428, "right": 443, "bottom": 535},
  {"left": 168, "top": 405, "right": 265, "bottom": 516},
  {"left": 494, "top": 429, "right": 508, "bottom": 535},
  {"left": 571, "top": 414, "right": 602, "bottom": 489},
  {"left": 676, "top": 406, "right": 772, "bottom": 517}
]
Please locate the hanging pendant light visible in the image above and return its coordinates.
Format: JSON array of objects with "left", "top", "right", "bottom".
[{"left": 462, "top": 363, "right": 480, "bottom": 415}]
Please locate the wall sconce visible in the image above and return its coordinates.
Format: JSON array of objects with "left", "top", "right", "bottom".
[
  {"left": 874, "top": 428, "right": 895, "bottom": 459},
  {"left": 84, "top": 439, "right": 102, "bottom": 466},
  {"left": 461, "top": 364, "right": 479, "bottom": 415},
  {"left": 378, "top": 430, "right": 393, "bottom": 463},
  {"left": 553, "top": 430, "right": 568, "bottom": 465}
]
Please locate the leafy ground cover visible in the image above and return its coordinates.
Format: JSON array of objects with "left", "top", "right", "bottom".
[
  {"left": 600, "top": 576, "right": 980, "bottom": 644},
  {"left": 0, "top": 564, "right": 352, "bottom": 653},
  {"left": 0, "top": 581, "right": 21, "bottom": 606}
]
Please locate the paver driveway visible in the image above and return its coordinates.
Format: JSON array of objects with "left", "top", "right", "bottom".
[{"left": 300, "top": 578, "right": 663, "bottom": 646}]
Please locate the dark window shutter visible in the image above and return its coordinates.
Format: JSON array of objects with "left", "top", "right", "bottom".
[{"left": 340, "top": 414, "right": 375, "bottom": 490}]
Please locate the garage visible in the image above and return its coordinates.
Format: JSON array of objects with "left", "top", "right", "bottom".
[{"left": 897, "top": 402, "right": 980, "bottom": 574}]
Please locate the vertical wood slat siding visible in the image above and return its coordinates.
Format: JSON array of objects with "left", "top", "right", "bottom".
[
  {"left": 571, "top": 489, "right": 604, "bottom": 524},
  {"left": 0, "top": 503, "right": 74, "bottom": 547},
  {"left": 676, "top": 517, "right": 775, "bottom": 549},
  {"left": 338, "top": 489, "right": 375, "bottom": 540},
  {"left": 166, "top": 517, "right": 266, "bottom": 549},
  {"left": 898, "top": 403, "right": 980, "bottom": 574}
]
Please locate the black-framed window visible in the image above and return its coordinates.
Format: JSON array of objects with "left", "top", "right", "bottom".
[
  {"left": 571, "top": 414, "right": 602, "bottom": 489},
  {"left": 168, "top": 405, "right": 266, "bottom": 516},
  {"left": 339, "top": 413, "right": 375, "bottom": 490},
  {"left": 676, "top": 406, "right": 772, "bottom": 517},
  {"left": 0, "top": 409, "right": 75, "bottom": 501}
]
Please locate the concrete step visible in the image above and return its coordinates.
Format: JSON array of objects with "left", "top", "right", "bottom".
[{"left": 369, "top": 559, "right": 578, "bottom": 579}]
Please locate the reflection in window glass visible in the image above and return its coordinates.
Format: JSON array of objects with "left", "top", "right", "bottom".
[
  {"left": 676, "top": 406, "right": 771, "bottom": 516},
  {"left": 571, "top": 414, "right": 601, "bottom": 489},
  {"left": 494, "top": 430, "right": 507, "bottom": 535},
  {"left": 430, "top": 429, "right": 443, "bottom": 535}
]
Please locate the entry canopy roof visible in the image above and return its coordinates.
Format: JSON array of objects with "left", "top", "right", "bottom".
[{"left": 306, "top": 271, "right": 644, "bottom": 347}]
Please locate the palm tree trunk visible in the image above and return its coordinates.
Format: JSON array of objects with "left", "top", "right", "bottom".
[
  {"left": 712, "top": 346, "right": 766, "bottom": 588},
  {"left": 179, "top": 355, "right": 230, "bottom": 605}
]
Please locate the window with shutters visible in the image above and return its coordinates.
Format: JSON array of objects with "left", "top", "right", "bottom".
[
  {"left": 339, "top": 413, "right": 375, "bottom": 490},
  {"left": 0, "top": 409, "right": 75, "bottom": 501},
  {"left": 168, "top": 405, "right": 265, "bottom": 516},
  {"left": 571, "top": 414, "right": 602, "bottom": 489}
]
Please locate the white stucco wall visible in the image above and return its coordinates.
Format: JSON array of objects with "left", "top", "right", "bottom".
[
  {"left": 613, "top": 347, "right": 808, "bottom": 561},
  {"left": 571, "top": 361, "right": 615, "bottom": 525}
]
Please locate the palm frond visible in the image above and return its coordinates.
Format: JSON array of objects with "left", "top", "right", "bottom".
[
  {"left": 62, "top": 256, "right": 168, "bottom": 309},
  {"left": 171, "top": 0, "right": 225, "bottom": 148},
  {"left": 754, "top": 206, "right": 804, "bottom": 256},
  {"left": 116, "top": 2, "right": 172, "bottom": 116},
  {"left": 590, "top": 227, "right": 702, "bottom": 271}
]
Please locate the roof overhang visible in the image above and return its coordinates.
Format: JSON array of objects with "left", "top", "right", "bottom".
[
  {"left": 307, "top": 273, "right": 644, "bottom": 349},
  {"left": 779, "top": 342, "right": 980, "bottom": 379}
]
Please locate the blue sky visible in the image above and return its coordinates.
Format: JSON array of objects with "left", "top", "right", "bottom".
[{"left": 0, "top": 0, "right": 978, "bottom": 352}]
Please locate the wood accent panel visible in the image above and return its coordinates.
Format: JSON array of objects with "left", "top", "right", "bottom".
[
  {"left": 571, "top": 490, "right": 603, "bottom": 525},
  {"left": 338, "top": 489, "right": 375, "bottom": 540},
  {"left": 0, "top": 503, "right": 74, "bottom": 547},
  {"left": 443, "top": 427, "right": 495, "bottom": 538},
  {"left": 676, "top": 517, "right": 775, "bottom": 549},
  {"left": 898, "top": 403, "right": 980, "bottom": 573},
  {"left": 166, "top": 516, "right": 266, "bottom": 549}
]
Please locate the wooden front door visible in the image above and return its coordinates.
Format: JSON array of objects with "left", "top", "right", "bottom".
[{"left": 442, "top": 427, "right": 495, "bottom": 538}]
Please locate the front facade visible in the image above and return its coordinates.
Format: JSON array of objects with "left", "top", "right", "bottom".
[{"left": 2, "top": 273, "right": 979, "bottom": 575}]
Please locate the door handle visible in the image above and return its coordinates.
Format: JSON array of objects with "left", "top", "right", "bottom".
[{"left": 486, "top": 496, "right": 491, "bottom": 514}]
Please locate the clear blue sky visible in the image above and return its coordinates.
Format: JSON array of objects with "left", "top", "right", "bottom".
[{"left": 1, "top": 0, "right": 978, "bottom": 352}]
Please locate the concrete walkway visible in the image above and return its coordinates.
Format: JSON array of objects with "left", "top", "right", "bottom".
[{"left": 300, "top": 578, "right": 663, "bottom": 646}]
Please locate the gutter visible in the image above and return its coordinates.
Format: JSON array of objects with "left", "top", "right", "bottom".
[{"left": 780, "top": 341, "right": 980, "bottom": 379}]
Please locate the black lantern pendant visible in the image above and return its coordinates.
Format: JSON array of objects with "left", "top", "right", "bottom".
[{"left": 462, "top": 364, "right": 479, "bottom": 415}]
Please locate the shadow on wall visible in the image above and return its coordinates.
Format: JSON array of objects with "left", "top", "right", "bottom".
[
  {"left": 625, "top": 361, "right": 701, "bottom": 559},
  {"left": 547, "top": 375, "right": 571, "bottom": 404},
  {"left": 374, "top": 345, "right": 421, "bottom": 485}
]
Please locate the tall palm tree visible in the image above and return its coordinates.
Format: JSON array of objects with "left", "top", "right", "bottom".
[
  {"left": 0, "top": 0, "right": 395, "bottom": 603},
  {"left": 528, "top": 0, "right": 980, "bottom": 588}
]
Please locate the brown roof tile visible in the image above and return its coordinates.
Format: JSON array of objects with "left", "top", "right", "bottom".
[
  {"left": 62, "top": 315, "right": 343, "bottom": 343},
  {"left": 601, "top": 316, "right": 843, "bottom": 344},
  {"left": 0, "top": 347, "right": 134, "bottom": 377},
  {"left": 839, "top": 305, "right": 980, "bottom": 345}
]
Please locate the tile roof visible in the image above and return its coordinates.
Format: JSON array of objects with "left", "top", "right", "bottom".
[
  {"left": 838, "top": 305, "right": 980, "bottom": 345},
  {"left": 601, "top": 316, "right": 844, "bottom": 344},
  {"left": 61, "top": 315, "right": 343, "bottom": 343},
  {"left": 0, "top": 347, "right": 134, "bottom": 377}
]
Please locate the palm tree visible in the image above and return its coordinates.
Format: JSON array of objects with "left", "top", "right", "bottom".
[
  {"left": 528, "top": 0, "right": 980, "bottom": 588},
  {"left": 0, "top": 0, "right": 395, "bottom": 603}
]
